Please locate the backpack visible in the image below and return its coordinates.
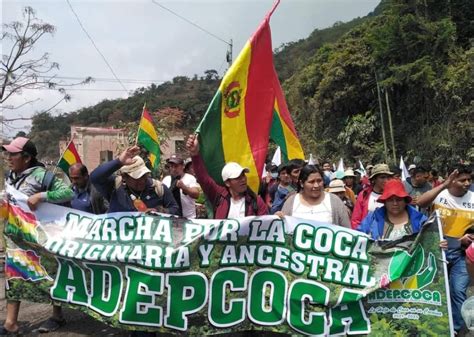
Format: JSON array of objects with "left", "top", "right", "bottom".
[{"left": 41, "top": 171, "right": 56, "bottom": 191}]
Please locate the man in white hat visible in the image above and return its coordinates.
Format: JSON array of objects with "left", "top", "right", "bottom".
[
  {"left": 328, "top": 179, "right": 353, "bottom": 217},
  {"left": 90, "top": 145, "right": 178, "bottom": 214},
  {"left": 186, "top": 134, "right": 267, "bottom": 219},
  {"left": 343, "top": 169, "right": 362, "bottom": 196}
]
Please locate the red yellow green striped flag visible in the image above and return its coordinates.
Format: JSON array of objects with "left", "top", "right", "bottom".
[
  {"left": 196, "top": 0, "right": 303, "bottom": 192},
  {"left": 270, "top": 71, "right": 305, "bottom": 162},
  {"left": 137, "top": 106, "right": 160, "bottom": 170},
  {"left": 57, "top": 140, "right": 82, "bottom": 176}
]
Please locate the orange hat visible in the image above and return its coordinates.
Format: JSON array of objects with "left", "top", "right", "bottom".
[{"left": 377, "top": 179, "right": 412, "bottom": 203}]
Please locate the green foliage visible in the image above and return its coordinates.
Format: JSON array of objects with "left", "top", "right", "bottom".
[{"left": 283, "top": 0, "right": 473, "bottom": 166}]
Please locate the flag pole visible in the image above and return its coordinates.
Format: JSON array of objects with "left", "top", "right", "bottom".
[
  {"left": 135, "top": 103, "right": 146, "bottom": 146},
  {"left": 267, "top": 0, "right": 280, "bottom": 18}
]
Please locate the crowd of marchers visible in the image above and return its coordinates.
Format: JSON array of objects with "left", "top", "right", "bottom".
[{"left": 1, "top": 135, "right": 473, "bottom": 336}]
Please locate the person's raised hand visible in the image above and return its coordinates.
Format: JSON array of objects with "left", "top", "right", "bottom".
[
  {"left": 443, "top": 169, "right": 459, "bottom": 189},
  {"left": 118, "top": 145, "right": 141, "bottom": 165},
  {"left": 186, "top": 134, "right": 199, "bottom": 156}
]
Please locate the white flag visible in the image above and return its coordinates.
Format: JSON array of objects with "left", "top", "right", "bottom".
[
  {"left": 272, "top": 146, "right": 281, "bottom": 166},
  {"left": 359, "top": 160, "right": 367, "bottom": 177},
  {"left": 400, "top": 156, "right": 409, "bottom": 181},
  {"left": 262, "top": 147, "right": 281, "bottom": 178},
  {"left": 337, "top": 158, "right": 345, "bottom": 172}
]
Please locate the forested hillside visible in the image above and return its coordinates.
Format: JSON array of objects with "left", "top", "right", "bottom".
[
  {"left": 30, "top": 0, "right": 473, "bottom": 169},
  {"left": 284, "top": 0, "right": 473, "bottom": 168}
]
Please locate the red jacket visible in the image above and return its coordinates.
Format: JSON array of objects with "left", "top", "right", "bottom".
[
  {"left": 351, "top": 186, "right": 373, "bottom": 229},
  {"left": 192, "top": 155, "right": 268, "bottom": 219}
]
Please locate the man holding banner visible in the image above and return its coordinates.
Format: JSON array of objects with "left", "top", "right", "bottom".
[{"left": 1, "top": 137, "right": 73, "bottom": 335}]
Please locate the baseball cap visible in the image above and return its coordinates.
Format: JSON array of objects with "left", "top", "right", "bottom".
[
  {"left": 120, "top": 156, "right": 151, "bottom": 179},
  {"left": 2, "top": 137, "right": 38, "bottom": 157},
  {"left": 166, "top": 154, "right": 184, "bottom": 164},
  {"left": 221, "top": 162, "right": 249, "bottom": 181},
  {"left": 408, "top": 164, "right": 416, "bottom": 171}
]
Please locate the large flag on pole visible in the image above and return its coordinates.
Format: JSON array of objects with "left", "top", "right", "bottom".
[
  {"left": 137, "top": 105, "right": 160, "bottom": 170},
  {"left": 57, "top": 140, "right": 82, "bottom": 176},
  {"left": 196, "top": 0, "right": 302, "bottom": 191}
]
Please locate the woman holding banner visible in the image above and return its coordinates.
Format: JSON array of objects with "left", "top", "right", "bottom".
[
  {"left": 356, "top": 179, "right": 427, "bottom": 240},
  {"left": 277, "top": 165, "right": 351, "bottom": 228}
]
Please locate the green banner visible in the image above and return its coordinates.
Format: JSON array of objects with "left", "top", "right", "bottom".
[{"left": 1, "top": 186, "right": 453, "bottom": 335}]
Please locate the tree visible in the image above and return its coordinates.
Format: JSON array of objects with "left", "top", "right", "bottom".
[
  {"left": 0, "top": 7, "right": 91, "bottom": 123},
  {"left": 204, "top": 69, "right": 219, "bottom": 81}
]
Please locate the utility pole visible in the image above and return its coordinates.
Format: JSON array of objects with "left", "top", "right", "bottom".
[
  {"left": 375, "top": 71, "right": 389, "bottom": 163},
  {"left": 385, "top": 89, "right": 396, "bottom": 164},
  {"left": 226, "top": 39, "right": 233, "bottom": 69}
]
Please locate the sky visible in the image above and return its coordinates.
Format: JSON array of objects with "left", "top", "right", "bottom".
[{"left": 1, "top": 0, "right": 380, "bottom": 137}]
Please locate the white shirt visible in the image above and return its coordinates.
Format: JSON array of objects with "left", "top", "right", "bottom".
[
  {"left": 163, "top": 173, "right": 200, "bottom": 218},
  {"left": 292, "top": 192, "right": 332, "bottom": 224},
  {"left": 227, "top": 197, "right": 246, "bottom": 219},
  {"left": 368, "top": 191, "right": 384, "bottom": 212}
]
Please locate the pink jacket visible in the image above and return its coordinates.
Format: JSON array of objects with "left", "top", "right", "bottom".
[{"left": 351, "top": 186, "right": 373, "bottom": 229}]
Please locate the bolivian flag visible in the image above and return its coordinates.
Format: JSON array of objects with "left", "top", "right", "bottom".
[
  {"left": 137, "top": 107, "right": 160, "bottom": 170},
  {"left": 196, "top": 0, "right": 303, "bottom": 192},
  {"left": 270, "top": 71, "right": 305, "bottom": 162},
  {"left": 57, "top": 140, "right": 82, "bottom": 176}
]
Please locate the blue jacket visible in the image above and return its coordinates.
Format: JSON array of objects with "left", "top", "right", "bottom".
[
  {"left": 90, "top": 159, "right": 179, "bottom": 214},
  {"left": 357, "top": 205, "right": 427, "bottom": 240}
]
